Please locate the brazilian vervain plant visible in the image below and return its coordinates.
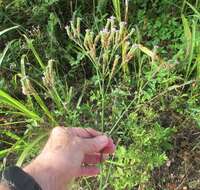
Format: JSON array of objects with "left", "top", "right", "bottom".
[
  {"left": 65, "top": 17, "right": 186, "bottom": 189},
  {"left": 66, "top": 16, "right": 136, "bottom": 132},
  {"left": 66, "top": 16, "right": 165, "bottom": 132}
]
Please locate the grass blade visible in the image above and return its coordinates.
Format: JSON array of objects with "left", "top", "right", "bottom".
[
  {"left": 0, "top": 90, "right": 41, "bottom": 121},
  {"left": 182, "top": 15, "right": 197, "bottom": 78},
  {"left": 23, "top": 35, "right": 45, "bottom": 70},
  {"left": 196, "top": 49, "right": 200, "bottom": 79},
  {"left": 186, "top": 2, "right": 200, "bottom": 19},
  {"left": 33, "top": 93, "right": 56, "bottom": 124},
  {"left": 182, "top": 15, "right": 192, "bottom": 59},
  {"left": 97, "top": 0, "right": 109, "bottom": 12},
  {"left": 0, "top": 40, "right": 15, "bottom": 66},
  {"left": 112, "top": 0, "right": 121, "bottom": 22},
  {"left": 0, "top": 26, "right": 19, "bottom": 37},
  {"left": 16, "top": 133, "right": 48, "bottom": 167},
  {"left": 0, "top": 130, "right": 22, "bottom": 141}
]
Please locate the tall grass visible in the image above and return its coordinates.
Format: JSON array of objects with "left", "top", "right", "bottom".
[
  {"left": 20, "top": 55, "right": 56, "bottom": 124},
  {"left": 186, "top": 1, "right": 200, "bottom": 18},
  {"left": 186, "top": 2, "right": 200, "bottom": 79},
  {"left": 181, "top": 2, "right": 200, "bottom": 79},
  {"left": 0, "top": 26, "right": 19, "bottom": 37},
  {"left": 16, "top": 133, "right": 48, "bottom": 167},
  {"left": 112, "top": 0, "right": 121, "bottom": 22},
  {"left": 0, "top": 41, "right": 15, "bottom": 66},
  {"left": 97, "top": 0, "right": 109, "bottom": 13},
  {"left": 0, "top": 26, "right": 19, "bottom": 66},
  {"left": 0, "top": 90, "right": 41, "bottom": 121},
  {"left": 23, "top": 35, "right": 45, "bottom": 70}
]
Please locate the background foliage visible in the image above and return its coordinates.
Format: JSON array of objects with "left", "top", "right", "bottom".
[{"left": 1, "top": 0, "right": 200, "bottom": 189}]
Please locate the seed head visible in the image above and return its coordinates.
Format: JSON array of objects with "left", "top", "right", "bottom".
[
  {"left": 84, "top": 29, "right": 90, "bottom": 49},
  {"left": 122, "top": 41, "right": 130, "bottom": 71},
  {"left": 70, "top": 20, "right": 77, "bottom": 38},
  {"left": 88, "top": 31, "right": 94, "bottom": 49},
  {"left": 102, "top": 50, "right": 109, "bottom": 64},
  {"left": 94, "top": 34, "right": 100, "bottom": 46},
  {"left": 115, "top": 30, "right": 120, "bottom": 44},
  {"left": 65, "top": 25, "right": 73, "bottom": 39},
  {"left": 100, "top": 28, "right": 110, "bottom": 48},
  {"left": 43, "top": 60, "right": 55, "bottom": 89},
  {"left": 110, "top": 55, "right": 120, "bottom": 79},
  {"left": 89, "top": 44, "right": 97, "bottom": 60},
  {"left": 109, "top": 16, "right": 116, "bottom": 21},
  {"left": 127, "top": 44, "right": 138, "bottom": 61},
  {"left": 119, "top": 22, "right": 127, "bottom": 40},
  {"left": 21, "top": 76, "right": 35, "bottom": 96},
  {"left": 109, "top": 16, "right": 116, "bottom": 30},
  {"left": 127, "top": 28, "right": 135, "bottom": 38},
  {"left": 76, "top": 17, "right": 81, "bottom": 37},
  {"left": 105, "top": 18, "right": 111, "bottom": 31}
]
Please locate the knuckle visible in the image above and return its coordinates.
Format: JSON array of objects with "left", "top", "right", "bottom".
[
  {"left": 51, "top": 126, "right": 70, "bottom": 138},
  {"left": 51, "top": 126, "right": 64, "bottom": 135},
  {"left": 72, "top": 137, "right": 81, "bottom": 146}
]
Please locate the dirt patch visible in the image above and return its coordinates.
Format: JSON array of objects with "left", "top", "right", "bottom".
[{"left": 152, "top": 126, "right": 200, "bottom": 190}]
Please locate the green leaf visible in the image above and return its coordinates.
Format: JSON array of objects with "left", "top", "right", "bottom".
[{"left": 0, "top": 130, "right": 22, "bottom": 141}]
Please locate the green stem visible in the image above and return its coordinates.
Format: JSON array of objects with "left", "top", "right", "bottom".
[{"left": 101, "top": 78, "right": 105, "bottom": 132}]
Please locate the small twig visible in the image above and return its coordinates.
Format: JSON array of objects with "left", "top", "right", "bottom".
[{"left": 174, "top": 174, "right": 187, "bottom": 190}]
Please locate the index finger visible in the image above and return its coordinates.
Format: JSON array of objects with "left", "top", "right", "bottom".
[
  {"left": 71, "top": 127, "right": 102, "bottom": 138},
  {"left": 101, "top": 138, "right": 115, "bottom": 154}
]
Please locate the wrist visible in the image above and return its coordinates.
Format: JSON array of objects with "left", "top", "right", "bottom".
[
  {"left": 0, "top": 182, "right": 10, "bottom": 190},
  {"left": 23, "top": 160, "right": 63, "bottom": 190}
]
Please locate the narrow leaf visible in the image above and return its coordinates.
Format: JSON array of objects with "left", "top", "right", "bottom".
[
  {"left": 0, "top": 40, "right": 15, "bottom": 66},
  {"left": 0, "top": 26, "right": 19, "bottom": 37},
  {"left": 0, "top": 90, "right": 41, "bottom": 121},
  {"left": 16, "top": 133, "right": 48, "bottom": 167}
]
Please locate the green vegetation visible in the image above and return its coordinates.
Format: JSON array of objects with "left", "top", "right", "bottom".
[{"left": 1, "top": 0, "right": 200, "bottom": 189}]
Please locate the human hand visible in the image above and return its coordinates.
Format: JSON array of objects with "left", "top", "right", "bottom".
[{"left": 23, "top": 127, "right": 115, "bottom": 190}]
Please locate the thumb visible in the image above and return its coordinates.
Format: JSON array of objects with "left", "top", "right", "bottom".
[{"left": 82, "top": 135, "right": 109, "bottom": 154}]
